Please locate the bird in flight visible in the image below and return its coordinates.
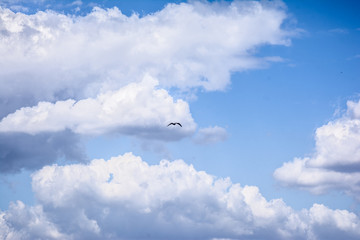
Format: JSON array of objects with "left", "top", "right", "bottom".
[{"left": 167, "top": 122, "right": 182, "bottom": 127}]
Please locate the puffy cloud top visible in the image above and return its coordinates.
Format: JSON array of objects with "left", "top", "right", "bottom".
[
  {"left": 274, "top": 100, "right": 360, "bottom": 200},
  {"left": 1, "top": 152, "right": 359, "bottom": 239},
  {"left": 0, "top": 1, "right": 295, "bottom": 110},
  {"left": 0, "top": 0, "right": 297, "bottom": 170},
  {"left": 0, "top": 75, "right": 195, "bottom": 139}
]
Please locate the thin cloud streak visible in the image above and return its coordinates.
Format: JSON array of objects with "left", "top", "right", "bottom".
[{"left": 193, "top": 126, "right": 228, "bottom": 145}]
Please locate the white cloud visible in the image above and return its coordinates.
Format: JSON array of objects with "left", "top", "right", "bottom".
[
  {"left": 274, "top": 100, "right": 360, "bottom": 200},
  {"left": 1, "top": 152, "right": 359, "bottom": 239},
  {"left": 0, "top": 201, "right": 70, "bottom": 240},
  {"left": 0, "top": 75, "right": 196, "bottom": 140},
  {"left": 0, "top": 1, "right": 297, "bottom": 171},
  {"left": 193, "top": 126, "right": 228, "bottom": 145},
  {"left": 0, "top": 1, "right": 295, "bottom": 115}
]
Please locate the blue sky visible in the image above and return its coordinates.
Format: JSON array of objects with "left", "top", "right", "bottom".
[{"left": 1, "top": 0, "right": 360, "bottom": 239}]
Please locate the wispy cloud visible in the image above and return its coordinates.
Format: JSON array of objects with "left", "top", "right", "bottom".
[
  {"left": 262, "top": 56, "right": 286, "bottom": 63},
  {"left": 347, "top": 54, "right": 360, "bottom": 60},
  {"left": 328, "top": 28, "right": 349, "bottom": 34},
  {"left": 193, "top": 126, "right": 228, "bottom": 145}
]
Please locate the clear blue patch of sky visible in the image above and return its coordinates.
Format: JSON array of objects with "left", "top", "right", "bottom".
[{"left": 0, "top": 170, "right": 34, "bottom": 210}]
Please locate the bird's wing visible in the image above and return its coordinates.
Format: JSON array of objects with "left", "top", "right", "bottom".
[
  {"left": 167, "top": 123, "right": 172, "bottom": 126},
  {"left": 177, "top": 123, "right": 182, "bottom": 127}
]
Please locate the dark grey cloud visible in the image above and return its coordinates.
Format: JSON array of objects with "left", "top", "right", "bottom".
[
  {"left": 0, "top": 95, "right": 38, "bottom": 120},
  {"left": 0, "top": 130, "right": 87, "bottom": 174}
]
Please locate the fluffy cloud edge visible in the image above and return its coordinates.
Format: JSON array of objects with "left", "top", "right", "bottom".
[
  {"left": 1, "top": 152, "right": 360, "bottom": 240},
  {"left": 0, "top": 0, "right": 297, "bottom": 115},
  {"left": 274, "top": 100, "right": 360, "bottom": 200},
  {"left": 0, "top": 75, "right": 196, "bottom": 140}
]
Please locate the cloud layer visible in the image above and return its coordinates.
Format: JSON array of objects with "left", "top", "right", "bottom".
[
  {"left": 0, "top": 0, "right": 296, "bottom": 172},
  {"left": 1, "top": 152, "right": 360, "bottom": 240},
  {"left": 274, "top": 100, "right": 360, "bottom": 200},
  {"left": 0, "top": 1, "right": 294, "bottom": 115},
  {"left": 0, "top": 75, "right": 196, "bottom": 139},
  {"left": 0, "top": 75, "right": 194, "bottom": 173}
]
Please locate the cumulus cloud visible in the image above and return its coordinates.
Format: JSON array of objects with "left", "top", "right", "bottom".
[
  {"left": 0, "top": 201, "right": 69, "bottom": 239},
  {"left": 193, "top": 126, "right": 228, "bottom": 145},
  {"left": 0, "top": 152, "right": 359, "bottom": 239},
  {"left": 274, "top": 100, "right": 360, "bottom": 200},
  {"left": 0, "top": 1, "right": 295, "bottom": 115},
  {"left": 0, "top": 75, "right": 196, "bottom": 140},
  {"left": 0, "top": 0, "right": 297, "bottom": 172}
]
